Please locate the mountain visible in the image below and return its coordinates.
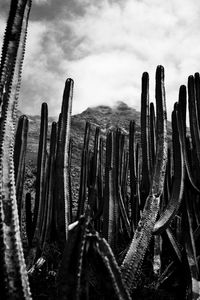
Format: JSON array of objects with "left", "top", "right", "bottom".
[
  {"left": 22, "top": 101, "right": 141, "bottom": 198},
  {"left": 21, "top": 101, "right": 172, "bottom": 199},
  {"left": 24, "top": 101, "right": 141, "bottom": 163}
]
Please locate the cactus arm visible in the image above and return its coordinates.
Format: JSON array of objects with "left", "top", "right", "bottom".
[
  {"left": 165, "top": 228, "right": 182, "bottom": 263},
  {"left": 103, "top": 131, "right": 116, "bottom": 248},
  {"left": 92, "top": 126, "right": 100, "bottom": 188},
  {"left": 67, "top": 138, "right": 73, "bottom": 223},
  {"left": 161, "top": 147, "right": 172, "bottom": 209},
  {"left": 88, "top": 126, "right": 100, "bottom": 216},
  {"left": 31, "top": 102, "right": 48, "bottom": 252},
  {"left": 178, "top": 85, "right": 187, "bottom": 134},
  {"left": 76, "top": 121, "right": 90, "bottom": 219},
  {"left": 14, "top": 115, "right": 28, "bottom": 223},
  {"left": 41, "top": 121, "right": 57, "bottom": 248},
  {"left": 0, "top": 0, "right": 26, "bottom": 104},
  {"left": 87, "top": 233, "right": 131, "bottom": 300},
  {"left": 121, "top": 65, "right": 168, "bottom": 291},
  {"left": 62, "top": 80, "right": 73, "bottom": 238},
  {"left": 116, "top": 129, "right": 131, "bottom": 238},
  {"left": 121, "top": 150, "right": 129, "bottom": 218},
  {"left": 195, "top": 73, "right": 200, "bottom": 130},
  {"left": 121, "top": 151, "right": 129, "bottom": 204},
  {"left": 153, "top": 106, "right": 185, "bottom": 234},
  {"left": 0, "top": 0, "right": 17, "bottom": 97},
  {"left": 149, "top": 102, "right": 156, "bottom": 174},
  {"left": 107, "top": 150, "right": 116, "bottom": 248},
  {"left": 56, "top": 217, "right": 88, "bottom": 300},
  {"left": 93, "top": 136, "right": 104, "bottom": 227},
  {"left": 140, "top": 72, "right": 150, "bottom": 205},
  {"left": 25, "top": 192, "right": 33, "bottom": 248},
  {"left": 58, "top": 217, "right": 131, "bottom": 300},
  {"left": 150, "top": 66, "right": 168, "bottom": 196},
  {"left": 184, "top": 190, "right": 200, "bottom": 299},
  {"left": 0, "top": 0, "right": 32, "bottom": 298},
  {"left": 54, "top": 79, "right": 73, "bottom": 249},
  {"left": 194, "top": 224, "right": 200, "bottom": 241},
  {"left": 121, "top": 194, "right": 160, "bottom": 290},
  {"left": 188, "top": 76, "right": 200, "bottom": 168},
  {"left": 177, "top": 85, "right": 200, "bottom": 193},
  {"left": 185, "top": 137, "right": 200, "bottom": 193},
  {"left": 129, "top": 120, "right": 138, "bottom": 231},
  {"left": 118, "top": 185, "right": 131, "bottom": 238},
  {"left": 155, "top": 261, "right": 176, "bottom": 289},
  {"left": 135, "top": 143, "right": 141, "bottom": 223}
]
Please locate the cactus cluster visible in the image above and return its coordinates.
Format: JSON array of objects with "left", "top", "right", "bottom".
[{"left": 1, "top": 0, "right": 200, "bottom": 299}]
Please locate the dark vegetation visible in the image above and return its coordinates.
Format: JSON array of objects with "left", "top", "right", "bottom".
[{"left": 0, "top": 1, "right": 200, "bottom": 299}]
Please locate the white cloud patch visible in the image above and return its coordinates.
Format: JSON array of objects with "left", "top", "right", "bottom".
[
  {"left": 34, "top": 0, "right": 49, "bottom": 5},
  {"left": 63, "top": 0, "right": 200, "bottom": 118},
  {"left": 1, "top": 0, "right": 200, "bottom": 118}
]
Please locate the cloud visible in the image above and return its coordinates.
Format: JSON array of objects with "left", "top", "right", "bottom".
[
  {"left": 1, "top": 0, "right": 200, "bottom": 119},
  {"left": 55, "top": 0, "right": 200, "bottom": 118},
  {"left": 34, "top": 0, "right": 49, "bottom": 5}
]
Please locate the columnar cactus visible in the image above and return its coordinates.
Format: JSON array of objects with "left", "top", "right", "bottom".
[
  {"left": 76, "top": 121, "right": 91, "bottom": 219},
  {"left": 14, "top": 114, "right": 29, "bottom": 223},
  {"left": 32, "top": 102, "right": 48, "bottom": 249},
  {"left": 0, "top": 0, "right": 32, "bottom": 298},
  {"left": 129, "top": 120, "right": 139, "bottom": 231},
  {"left": 103, "top": 130, "right": 118, "bottom": 250},
  {"left": 54, "top": 78, "right": 73, "bottom": 250},
  {"left": 140, "top": 72, "right": 150, "bottom": 207},
  {"left": 1, "top": 2, "right": 200, "bottom": 295},
  {"left": 121, "top": 65, "right": 168, "bottom": 291}
]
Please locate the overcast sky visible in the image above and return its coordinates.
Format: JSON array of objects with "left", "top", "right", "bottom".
[{"left": 1, "top": 0, "right": 200, "bottom": 117}]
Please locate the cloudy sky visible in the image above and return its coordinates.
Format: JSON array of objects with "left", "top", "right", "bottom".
[{"left": 0, "top": 0, "right": 200, "bottom": 117}]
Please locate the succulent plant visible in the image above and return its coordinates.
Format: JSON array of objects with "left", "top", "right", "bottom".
[{"left": 1, "top": 1, "right": 200, "bottom": 298}]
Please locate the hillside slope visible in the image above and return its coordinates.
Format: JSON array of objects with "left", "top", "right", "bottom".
[
  {"left": 22, "top": 101, "right": 172, "bottom": 201},
  {"left": 23, "top": 101, "right": 141, "bottom": 198}
]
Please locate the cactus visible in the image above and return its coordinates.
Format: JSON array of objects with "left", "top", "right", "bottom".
[
  {"left": 88, "top": 126, "right": 101, "bottom": 217},
  {"left": 68, "top": 138, "right": 73, "bottom": 223},
  {"left": 121, "top": 65, "right": 168, "bottom": 291},
  {"left": 188, "top": 76, "right": 200, "bottom": 172},
  {"left": 0, "top": 0, "right": 32, "bottom": 298},
  {"left": 121, "top": 150, "right": 129, "bottom": 216},
  {"left": 116, "top": 130, "right": 131, "bottom": 239},
  {"left": 140, "top": 72, "right": 150, "bottom": 207},
  {"left": 54, "top": 78, "right": 73, "bottom": 250},
  {"left": 153, "top": 105, "right": 185, "bottom": 234},
  {"left": 93, "top": 136, "right": 104, "bottom": 231},
  {"left": 103, "top": 130, "right": 118, "bottom": 251},
  {"left": 14, "top": 114, "right": 29, "bottom": 223},
  {"left": 31, "top": 102, "right": 48, "bottom": 254},
  {"left": 57, "top": 215, "right": 131, "bottom": 300},
  {"left": 2, "top": 4, "right": 200, "bottom": 295},
  {"left": 149, "top": 102, "right": 156, "bottom": 175},
  {"left": 85, "top": 231, "right": 131, "bottom": 300},
  {"left": 41, "top": 121, "right": 57, "bottom": 249},
  {"left": 183, "top": 188, "right": 200, "bottom": 299},
  {"left": 178, "top": 86, "right": 200, "bottom": 193},
  {"left": 76, "top": 121, "right": 91, "bottom": 219},
  {"left": 57, "top": 216, "right": 89, "bottom": 299},
  {"left": 129, "top": 120, "right": 138, "bottom": 231},
  {"left": 25, "top": 192, "right": 33, "bottom": 248}
]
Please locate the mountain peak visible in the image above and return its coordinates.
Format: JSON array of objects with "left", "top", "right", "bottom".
[{"left": 113, "top": 101, "right": 131, "bottom": 111}]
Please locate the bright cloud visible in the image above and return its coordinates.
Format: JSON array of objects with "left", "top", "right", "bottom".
[
  {"left": 1, "top": 0, "right": 200, "bottom": 118},
  {"left": 34, "top": 0, "right": 49, "bottom": 5}
]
